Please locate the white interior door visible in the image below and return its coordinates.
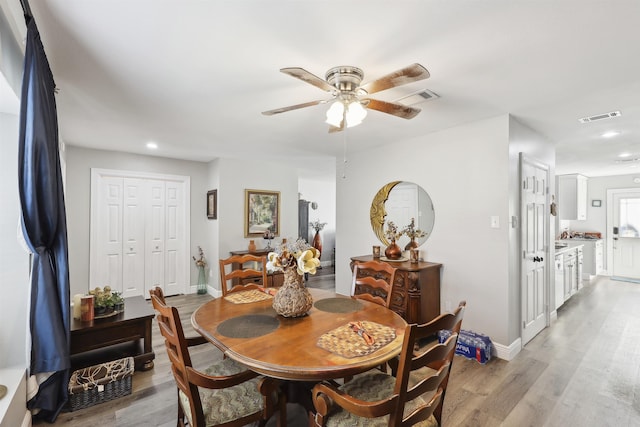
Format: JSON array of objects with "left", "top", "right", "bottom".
[
  {"left": 146, "top": 179, "right": 166, "bottom": 294},
  {"left": 93, "top": 176, "right": 123, "bottom": 291},
  {"left": 158, "top": 180, "right": 185, "bottom": 296},
  {"left": 121, "top": 178, "right": 145, "bottom": 298},
  {"left": 520, "top": 155, "right": 549, "bottom": 345},
  {"left": 609, "top": 189, "right": 640, "bottom": 281}
]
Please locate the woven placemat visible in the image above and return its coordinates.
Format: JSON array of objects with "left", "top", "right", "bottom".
[
  {"left": 217, "top": 314, "right": 280, "bottom": 338},
  {"left": 317, "top": 321, "right": 397, "bottom": 358},
  {"left": 223, "top": 289, "right": 273, "bottom": 304},
  {"left": 314, "top": 297, "right": 363, "bottom": 313}
]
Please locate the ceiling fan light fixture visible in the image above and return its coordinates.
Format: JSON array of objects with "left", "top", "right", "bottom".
[
  {"left": 346, "top": 101, "right": 367, "bottom": 128},
  {"left": 325, "top": 101, "right": 344, "bottom": 127}
]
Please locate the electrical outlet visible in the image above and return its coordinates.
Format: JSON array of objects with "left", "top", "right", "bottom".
[{"left": 445, "top": 300, "right": 452, "bottom": 312}]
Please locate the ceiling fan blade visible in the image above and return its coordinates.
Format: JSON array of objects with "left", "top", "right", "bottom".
[
  {"left": 280, "top": 67, "right": 336, "bottom": 93},
  {"left": 363, "top": 98, "right": 422, "bottom": 119},
  {"left": 262, "top": 99, "right": 327, "bottom": 116},
  {"left": 359, "top": 63, "right": 430, "bottom": 95}
]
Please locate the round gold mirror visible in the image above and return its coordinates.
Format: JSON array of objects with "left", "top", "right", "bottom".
[{"left": 370, "top": 181, "right": 435, "bottom": 248}]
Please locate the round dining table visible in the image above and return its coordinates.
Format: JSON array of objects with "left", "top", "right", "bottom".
[{"left": 191, "top": 287, "right": 408, "bottom": 381}]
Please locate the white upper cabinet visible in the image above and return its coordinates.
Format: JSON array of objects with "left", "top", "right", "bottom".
[{"left": 558, "top": 174, "right": 588, "bottom": 220}]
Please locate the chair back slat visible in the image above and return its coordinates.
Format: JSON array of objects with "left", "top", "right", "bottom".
[
  {"left": 219, "top": 254, "right": 268, "bottom": 296},
  {"left": 351, "top": 260, "right": 397, "bottom": 308}
]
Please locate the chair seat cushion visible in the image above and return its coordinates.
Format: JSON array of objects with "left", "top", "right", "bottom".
[
  {"left": 179, "top": 358, "right": 264, "bottom": 426},
  {"left": 323, "top": 372, "right": 438, "bottom": 427}
]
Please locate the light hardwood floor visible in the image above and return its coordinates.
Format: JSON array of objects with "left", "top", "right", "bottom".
[{"left": 38, "top": 275, "right": 640, "bottom": 426}]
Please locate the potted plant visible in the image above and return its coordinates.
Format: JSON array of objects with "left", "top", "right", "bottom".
[{"left": 112, "top": 292, "right": 124, "bottom": 312}]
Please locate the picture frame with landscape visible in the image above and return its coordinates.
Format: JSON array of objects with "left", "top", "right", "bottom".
[{"left": 245, "top": 189, "right": 280, "bottom": 237}]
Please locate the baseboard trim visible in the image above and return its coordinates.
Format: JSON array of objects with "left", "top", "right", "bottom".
[{"left": 492, "top": 338, "right": 522, "bottom": 361}]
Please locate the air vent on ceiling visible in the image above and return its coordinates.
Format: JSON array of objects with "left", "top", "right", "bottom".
[
  {"left": 578, "top": 110, "right": 622, "bottom": 123},
  {"left": 394, "top": 89, "right": 439, "bottom": 106},
  {"left": 615, "top": 157, "right": 640, "bottom": 163}
]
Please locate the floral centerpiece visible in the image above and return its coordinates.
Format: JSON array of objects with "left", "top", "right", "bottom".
[
  {"left": 402, "top": 217, "right": 427, "bottom": 250},
  {"left": 192, "top": 246, "right": 208, "bottom": 294},
  {"left": 384, "top": 221, "right": 404, "bottom": 260},
  {"left": 267, "top": 238, "right": 320, "bottom": 317}
]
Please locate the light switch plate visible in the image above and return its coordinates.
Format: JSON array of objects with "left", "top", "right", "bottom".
[{"left": 490, "top": 216, "right": 500, "bottom": 228}]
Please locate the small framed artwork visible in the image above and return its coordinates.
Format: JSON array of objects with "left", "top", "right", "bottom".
[
  {"left": 207, "top": 190, "right": 217, "bottom": 219},
  {"left": 245, "top": 189, "right": 280, "bottom": 237},
  {"left": 592, "top": 199, "right": 602, "bottom": 207}
]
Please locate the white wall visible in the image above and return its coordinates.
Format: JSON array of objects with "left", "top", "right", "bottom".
[
  {"left": 65, "top": 145, "right": 210, "bottom": 296},
  {"left": 337, "top": 115, "right": 514, "bottom": 346},
  {"left": 299, "top": 176, "right": 336, "bottom": 265},
  {"left": 0, "top": 112, "right": 30, "bottom": 369},
  {"left": 212, "top": 158, "right": 299, "bottom": 294}
]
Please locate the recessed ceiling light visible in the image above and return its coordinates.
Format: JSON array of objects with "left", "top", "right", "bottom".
[
  {"left": 602, "top": 131, "right": 621, "bottom": 138},
  {"left": 146, "top": 142, "right": 158, "bottom": 149},
  {"left": 619, "top": 152, "right": 632, "bottom": 158}
]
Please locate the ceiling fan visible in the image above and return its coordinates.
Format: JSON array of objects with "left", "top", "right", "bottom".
[{"left": 261, "top": 63, "right": 430, "bottom": 132}]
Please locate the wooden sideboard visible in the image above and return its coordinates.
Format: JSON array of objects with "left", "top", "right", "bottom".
[
  {"left": 229, "top": 248, "right": 283, "bottom": 287},
  {"left": 350, "top": 255, "right": 442, "bottom": 324}
]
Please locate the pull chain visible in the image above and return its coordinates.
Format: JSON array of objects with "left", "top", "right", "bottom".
[{"left": 342, "top": 113, "right": 348, "bottom": 179}]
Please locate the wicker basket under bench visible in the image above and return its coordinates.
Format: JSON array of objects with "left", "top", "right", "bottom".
[{"left": 66, "top": 356, "right": 134, "bottom": 411}]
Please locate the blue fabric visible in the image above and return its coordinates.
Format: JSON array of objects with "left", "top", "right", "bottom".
[{"left": 18, "top": 13, "right": 71, "bottom": 422}]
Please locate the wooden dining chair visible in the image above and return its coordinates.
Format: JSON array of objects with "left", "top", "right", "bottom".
[
  {"left": 150, "top": 292, "right": 285, "bottom": 427},
  {"left": 390, "top": 300, "right": 466, "bottom": 425},
  {"left": 310, "top": 324, "right": 458, "bottom": 427},
  {"left": 351, "top": 260, "right": 397, "bottom": 308},
  {"left": 219, "top": 254, "right": 269, "bottom": 296},
  {"left": 149, "top": 286, "right": 208, "bottom": 347}
]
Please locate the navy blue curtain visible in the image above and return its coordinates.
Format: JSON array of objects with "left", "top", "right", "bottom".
[{"left": 18, "top": 10, "right": 71, "bottom": 423}]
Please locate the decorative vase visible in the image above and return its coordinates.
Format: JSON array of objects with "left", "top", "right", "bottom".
[
  {"left": 385, "top": 240, "right": 402, "bottom": 260},
  {"left": 405, "top": 237, "right": 418, "bottom": 251},
  {"left": 312, "top": 230, "right": 323, "bottom": 259},
  {"left": 248, "top": 240, "right": 256, "bottom": 252},
  {"left": 197, "top": 265, "right": 207, "bottom": 295},
  {"left": 272, "top": 266, "right": 313, "bottom": 317}
]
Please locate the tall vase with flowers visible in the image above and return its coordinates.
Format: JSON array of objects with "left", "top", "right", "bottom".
[
  {"left": 309, "top": 219, "right": 327, "bottom": 260},
  {"left": 267, "top": 238, "right": 321, "bottom": 317},
  {"left": 384, "top": 221, "right": 404, "bottom": 260},
  {"left": 192, "top": 246, "right": 208, "bottom": 295},
  {"left": 401, "top": 217, "right": 427, "bottom": 250}
]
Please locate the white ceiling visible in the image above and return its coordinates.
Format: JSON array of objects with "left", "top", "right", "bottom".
[{"left": 11, "top": 1, "right": 640, "bottom": 178}]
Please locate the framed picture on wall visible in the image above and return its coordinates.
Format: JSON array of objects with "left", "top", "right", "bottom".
[
  {"left": 245, "top": 189, "right": 280, "bottom": 237},
  {"left": 207, "top": 190, "right": 217, "bottom": 219}
]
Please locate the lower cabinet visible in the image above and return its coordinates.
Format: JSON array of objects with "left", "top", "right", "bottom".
[{"left": 555, "top": 245, "right": 583, "bottom": 308}]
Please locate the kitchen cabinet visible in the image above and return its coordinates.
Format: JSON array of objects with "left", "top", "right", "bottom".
[
  {"left": 558, "top": 174, "right": 588, "bottom": 220},
  {"left": 555, "top": 245, "right": 583, "bottom": 308},
  {"left": 564, "top": 239, "right": 603, "bottom": 279},
  {"left": 563, "top": 249, "right": 578, "bottom": 300}
]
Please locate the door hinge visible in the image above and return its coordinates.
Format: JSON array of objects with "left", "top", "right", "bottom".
[{"left": 522, "top": 320, "right": 526, "bottom": 329}]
